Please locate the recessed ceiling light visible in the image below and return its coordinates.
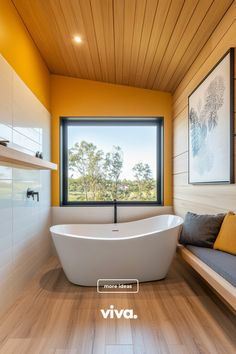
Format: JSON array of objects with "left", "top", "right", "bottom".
[{"left": 74, "top": 36, "right": 82, "bottom": 43}]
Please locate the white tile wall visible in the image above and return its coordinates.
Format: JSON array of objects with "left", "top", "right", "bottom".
[{"left": 0, "top": 55, "right": 52, "bottom": 317}]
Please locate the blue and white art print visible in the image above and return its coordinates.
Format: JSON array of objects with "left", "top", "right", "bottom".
[{"left": 188, "top": 50, "right": 233, "bottom": 184}]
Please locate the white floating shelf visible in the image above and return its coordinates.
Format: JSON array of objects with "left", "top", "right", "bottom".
[{"left": 0, "top": 145, "right": 57, "bottom": 170}]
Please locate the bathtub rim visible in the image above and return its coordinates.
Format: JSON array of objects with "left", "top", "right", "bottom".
[{"left": 50, "top": 214, "right": 183, "bottom": 241}]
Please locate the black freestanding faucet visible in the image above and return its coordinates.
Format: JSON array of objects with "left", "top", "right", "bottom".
[{"left": 113, "top": 199, "right": 117, "bottom": 224}]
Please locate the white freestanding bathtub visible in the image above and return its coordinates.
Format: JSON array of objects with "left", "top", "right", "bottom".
[{"left": 50, "top": 215, "right": 183, "bottom": 286}]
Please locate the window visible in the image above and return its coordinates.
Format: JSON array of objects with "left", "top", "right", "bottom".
[{"left": 61, "top": 118, "right": 163, "bottom": 205}]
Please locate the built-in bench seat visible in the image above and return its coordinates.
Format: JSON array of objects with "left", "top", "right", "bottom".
[
  {"left": 177, "top": 244, "right": 236, "bottom": 312},
  {"left": 186, "top": 245, "right": 236, "bottom": 287}
]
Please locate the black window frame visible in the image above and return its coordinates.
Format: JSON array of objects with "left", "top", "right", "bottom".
[{"left": 60, "top": 117, "right": 164, "bottom": 206}]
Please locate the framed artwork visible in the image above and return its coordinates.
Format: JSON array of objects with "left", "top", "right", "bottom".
[{"left": 188, "top": 48, "right": 234, "bottom": 184}]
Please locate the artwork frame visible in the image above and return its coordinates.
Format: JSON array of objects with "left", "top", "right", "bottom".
[{"left": 188, "top": 48, "right": 234, "bottom": 185}]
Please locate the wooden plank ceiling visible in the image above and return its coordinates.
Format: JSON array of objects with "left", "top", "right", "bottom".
[{"left": 12, "top": 0, "right": 234, "bottom": 93}]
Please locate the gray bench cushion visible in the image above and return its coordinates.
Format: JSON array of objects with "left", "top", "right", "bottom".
[{"left": 186, "top": 245, "right": 236, "bottom": 287}]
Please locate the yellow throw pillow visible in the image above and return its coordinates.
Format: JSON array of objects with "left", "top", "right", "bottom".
[{"left": 214, "top": 212, "right": 236, "bottom": 255}]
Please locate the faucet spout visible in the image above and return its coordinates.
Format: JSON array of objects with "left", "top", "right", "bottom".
[{"left": 113, "top": 199, "right": 117, "bottom": 224}]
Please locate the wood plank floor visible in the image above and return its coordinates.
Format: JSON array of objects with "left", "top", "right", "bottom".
[{"left": 0, "top": 256, "right": 235, "bottom": 354}]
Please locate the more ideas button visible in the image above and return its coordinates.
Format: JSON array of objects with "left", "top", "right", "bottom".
[{"left": 97, "top": 279, "right": 139, "bottom": 293}]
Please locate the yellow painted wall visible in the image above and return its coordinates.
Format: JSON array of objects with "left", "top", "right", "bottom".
[
  {"left": 51, "top": 75, "right": 172, "bottom": 206},
  {"left": 0, "top": 0, "right": 50, "bottom": 110},
  {"left": 0, "top": 0, "right": 172, "bottom": 208}
]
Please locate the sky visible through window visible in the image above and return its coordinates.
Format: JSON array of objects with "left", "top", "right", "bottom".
[{"left": 68, "top": 125, "right": 157, "bottom": 180}]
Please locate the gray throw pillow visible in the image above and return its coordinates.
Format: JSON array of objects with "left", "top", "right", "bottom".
[{"left": 179, "top": 212, "right": 225, "bottom": 248}]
